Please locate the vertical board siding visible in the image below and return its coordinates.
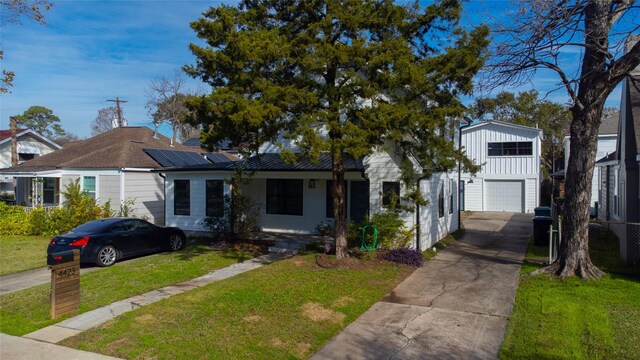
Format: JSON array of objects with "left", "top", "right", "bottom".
[
  {"left": 461, "top": 123, "right": 541, "bottom": 213},
  {"left": 124, "top": 172, "right": 165, "bottom": 225}
]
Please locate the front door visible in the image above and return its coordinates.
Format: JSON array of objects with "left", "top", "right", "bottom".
[{"left": 350, "top": 181, "right": 369, "bottom": 223}]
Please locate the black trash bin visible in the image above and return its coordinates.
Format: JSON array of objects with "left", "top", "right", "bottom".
[
  {"left": 534, "top": 206, "right": 551, "bottom": 217},
  {"left": 532, "top": 216, "right": 552, "bottom": 246}
]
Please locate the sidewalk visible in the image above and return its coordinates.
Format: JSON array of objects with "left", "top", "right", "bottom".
[{"left": 311, "top": 212, "right": 531, "bottom": 360}]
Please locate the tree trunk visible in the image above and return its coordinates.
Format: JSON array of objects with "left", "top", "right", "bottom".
[
  {"left": 535, "top": 0, "right": 612, "bottom": 280},
  {"left": 539, "top": 106, "right": 605, "bottom": 279},
  {"left": 332, "top": 147, "right": 348, "bottom": 259}
]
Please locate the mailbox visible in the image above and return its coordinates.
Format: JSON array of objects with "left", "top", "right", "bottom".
[{"left": 47, "top": 250, "right": 77, "bottom": 266}]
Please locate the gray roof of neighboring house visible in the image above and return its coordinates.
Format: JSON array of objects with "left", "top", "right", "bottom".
[
  {"left": 598, "top": 110, "right": 620, "bottom": 135},
  {"left": 161, "top": 153, "right": 365, "bottom": 172},
  {"left": 2, "top": 127, "right": 219, "bottom": 172},
  {"left": 596, "top": 151, "right": 618, "bottom": 164}
]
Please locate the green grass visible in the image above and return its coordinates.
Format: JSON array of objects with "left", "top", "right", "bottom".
[
  {"left": 60, "top": 254, "right": 413, "bottom": 359},
  {"left": 0, "top": 245, "right": 259, "bottom": 335},
  {"left": 502, "top": 245, "right": 640, "bottom": 360},
  {"left": 423, "top": 229, "right": 462, "bottom": 261},
  {"left": 0, "top": 235, "right": 50, "bottom": 275}
]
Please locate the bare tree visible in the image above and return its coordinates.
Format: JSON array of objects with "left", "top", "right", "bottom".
[
  {"left": 91, "top": 106, "right": 120, "bottom": 136},
  {"left": 485, "top": 0, "right": 640, "bottom": 279},
  {"left": 1, "top": 0, "right": 53, "bottom": 93},
  {"left": 146, "top": 70, "right": 196, "bottom": 144}
]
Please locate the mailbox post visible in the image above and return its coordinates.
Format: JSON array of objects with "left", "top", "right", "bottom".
[{"left": 48, "top": 249, "right": 80, "bottom": 319}]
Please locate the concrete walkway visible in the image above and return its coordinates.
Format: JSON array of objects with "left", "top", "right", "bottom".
[{"left": 311, "top": 212, "right": 531, "bottom": 360}]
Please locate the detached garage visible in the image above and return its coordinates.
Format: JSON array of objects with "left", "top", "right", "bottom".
[{"left": 460, "top": 121, "right": 542, "bottom": 213}]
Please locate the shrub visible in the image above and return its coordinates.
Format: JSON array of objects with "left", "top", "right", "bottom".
[
  {"left": 27, "top": 208, "right": 48, "bottom": 235},
  {"left": 347, "top": 211, "right": 414, "bottom": 250},
  {"left": 203, "top": 194, "right": 260, "bottom": 240},
  {"left": 0, "top": 202, "right": 29, "bottom": 235},
  {"left": 381, "top": 248, "right": 424, "bottom": 267}
]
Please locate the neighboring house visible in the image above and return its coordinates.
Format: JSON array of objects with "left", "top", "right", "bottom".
[
  {"left": 0, "top": 128, "right": 62, "bottom": 195},
  {"left": 162, "top": 129, "right": 463, "bottom": 252},
  {"left": 563, "top": 110, "right": 619, "bottom": 212},
  {"left": 0, "top": 127, "right": 234, "bottom": 225},
  {"left": 595, "top": 71, "right": 640, "bottom": 266},
  {"left": 459, "top": 120, "right": 543, "bottom": 213}
]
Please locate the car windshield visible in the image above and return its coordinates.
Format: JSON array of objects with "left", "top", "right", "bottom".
[{"left": 68, "top": 220, "right": 113, "bottom": 234}]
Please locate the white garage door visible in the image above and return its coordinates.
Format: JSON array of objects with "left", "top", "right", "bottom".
[{"left": 485, "top": 180, "right": 524, "bottom": 212}]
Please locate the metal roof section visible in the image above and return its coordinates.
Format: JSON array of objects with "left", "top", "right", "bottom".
[
  {"left": 143, "top": 148, "right": 211, "bottom": 167},
  {"left": 160, "top": 153, "right": 364, "bottom": 172}
]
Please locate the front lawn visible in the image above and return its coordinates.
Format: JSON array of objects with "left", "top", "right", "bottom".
[
  {"left": 61, "top": 254, "right": 413, "bottom": 359},
  {"left": 0, "top": 244, "right": 260, "bottom": 335},
  {"left": 500, "top": 263, "right": 640, "bottom": 359},
  {"left": 0, "top": 235, "right": 50, "bottom": 275}
]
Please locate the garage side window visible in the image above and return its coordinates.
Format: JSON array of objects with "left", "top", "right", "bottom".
[
  {"left": 438, "top": 182, "right": 444, "bottom": 218},
  {"left": 83, "top": 176, "right": 96, "bottom": 199},
  {"left": 488, "top": 142, "right": 532, "bottom": 156},
  {"left": 449, "top": 179, "right": 454, "bottom": 214},
  {"left": 266, "top": 179, "right": 303, "bottom": 215},
  {"left": 206, "top": 180, "right": 224, "bottom": 217},
  {"left": 174, "top": 180, "right": 190, "bottom": 216}
]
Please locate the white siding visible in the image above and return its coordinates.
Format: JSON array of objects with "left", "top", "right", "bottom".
[
  {"left": 364, "top": 148, "right": 414, "bottom": 226},
  {"left": 165, "top": 173, "right": 231, "bottom": 231},
  {"left": 98, "top": 175, "right": 120, "bottom": 207},
  {"left": 460, "top": 122, "right": 541, "bottom": 213},
  {"left": 123, "top": 172, "right": 165, "bottom": 225},
  {"left": 417, "top": 172, "right": 458, "bottom": 251},
  {"left": 564, "top": 134, "right": 617, "bottom": 207}
]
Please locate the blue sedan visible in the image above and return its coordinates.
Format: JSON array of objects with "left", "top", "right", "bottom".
[{"left": 47, "top": 218, "right": 186, "bottom": 267}]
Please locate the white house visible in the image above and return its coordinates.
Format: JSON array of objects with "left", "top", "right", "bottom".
[
  {"left": 460, "top": 121, "right": 543, "bottom": 213},
  {"left": 162, "top": 139, "right": 461, "bottom": 252},
  {"left": 563, "top": 110, "right": 619, "bottom": 211},
  {"left": 0, "top": 128, "right": 61, "bottom": 195}
]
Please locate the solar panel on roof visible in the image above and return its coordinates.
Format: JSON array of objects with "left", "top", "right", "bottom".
[
  {"left": 144, "top": 148, "right": 210, "bottom": 167},
  {"left": 204, "top": 153, "right": 230, "bottom": 163}
]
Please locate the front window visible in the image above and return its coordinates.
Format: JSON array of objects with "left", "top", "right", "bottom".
[
  {"left": 266, "top": 179, "right": 303, "bottom": 215},
  {"left": 487, "top": 142, "right": 533, "bottom": 156},
  {"left": 43, "top": 178, "right": 56, "bottom": 204},
  {"left": 174, "top": 180, "right": 190, "bottom": 216},
  {"left": 83, "top": 176, "right": 96, "bottom": 199},
  {"left": 206, "top": 180, "right": 224, "bottom": 217},
  {"left": 382, "top": 181, "right": 400, "bottom": 207}
]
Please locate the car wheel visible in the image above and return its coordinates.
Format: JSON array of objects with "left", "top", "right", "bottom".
[
  {"left": 96, "top": 245, "right": 118, "bottom": 267},
  {"left": 169, "top": 233, "right": 185, "bottom": 251}
]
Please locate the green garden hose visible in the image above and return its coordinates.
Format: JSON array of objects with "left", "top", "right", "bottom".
[{"left": 360, "top": 224, "right": 379, "bottom": 251}]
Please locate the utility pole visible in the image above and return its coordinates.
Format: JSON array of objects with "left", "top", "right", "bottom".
[
  {"left": 10, "top": 116, "right": 18, "bottom": 166},
  {"left": 107, "top": 97, "right": 128, "bottom": 127}
]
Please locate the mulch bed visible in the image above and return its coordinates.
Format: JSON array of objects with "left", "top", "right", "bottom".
[
  {"left": 315, "top": 253, "right": 388, "bottom": 270},
  {"left": 208, "top": 239, "right": 275, "bottom": 255}
]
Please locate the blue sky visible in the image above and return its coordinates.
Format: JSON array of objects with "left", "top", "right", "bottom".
[{"left": 0, "top": 0, "right": 626, "bottom": 139}]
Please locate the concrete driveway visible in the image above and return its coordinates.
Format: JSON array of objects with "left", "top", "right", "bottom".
[{"left": 311, "top": 212, "right": 531, "bottom": 360}]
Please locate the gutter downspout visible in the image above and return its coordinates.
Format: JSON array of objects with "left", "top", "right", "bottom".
[
  {"left": 458, "top": 117, "right": 473, "bottom": 231},
  {"left": 158, "top": 172, "right": 166, "bottom": 226}
]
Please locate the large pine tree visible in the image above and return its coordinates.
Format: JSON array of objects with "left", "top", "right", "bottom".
[{"left": 185, "top": 0, "right": 488, "bottom": 258}]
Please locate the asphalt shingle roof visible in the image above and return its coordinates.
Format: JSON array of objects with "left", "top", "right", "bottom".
[{"left": 6, "top": 127, "right": 203, "bottom": 172}]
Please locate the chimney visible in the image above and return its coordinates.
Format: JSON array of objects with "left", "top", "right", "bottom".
[{"left": 10, "top": 116, "right": 18, "bottom": 166}]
